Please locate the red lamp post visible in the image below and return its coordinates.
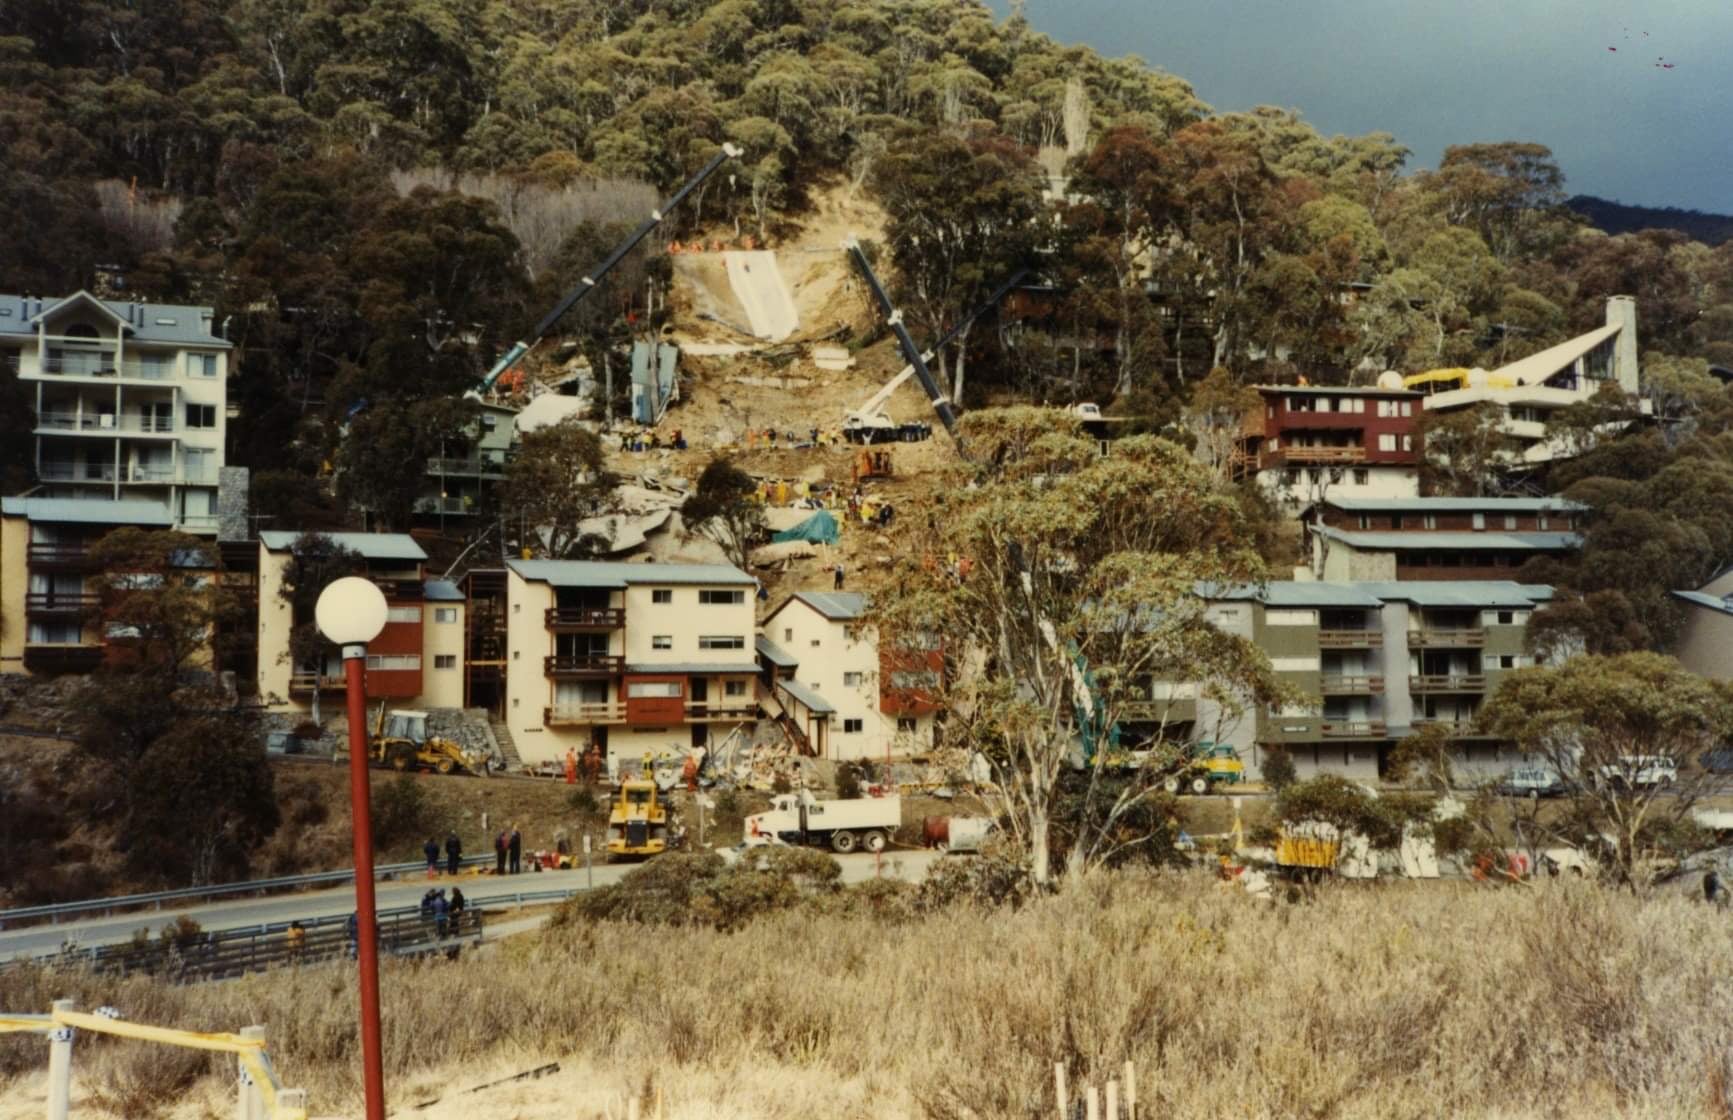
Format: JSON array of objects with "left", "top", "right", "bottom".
[{"left": 316, "top": 576, "right": 390, "bottom": 1120}]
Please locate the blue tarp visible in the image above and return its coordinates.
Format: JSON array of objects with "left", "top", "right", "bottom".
[{"left": 772, "top": 510, "right": 840, "bottom": 545}]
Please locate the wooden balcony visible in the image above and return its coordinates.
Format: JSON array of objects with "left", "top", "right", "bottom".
[
  {"left": 544, "top": 703, "right": 626, "bottom": 726},
  {"left": 545, "top": 607, "right": 625, "bottom": 630},
  {"left": 1406, "top": 629, "right": 1485, "bottom": 648},
  {"left": 1318, "top": 675, "right": 1384, "bottom": 695},
  {"left": 686, "top": 699, "right": 760, "bottom": 721},
  {"left": 1409, "top": 674, "right": 1487, "bottom": 694},
  {"left": 24, "top": 592, "right": 99, "bottom": 617},
  {"left": 22, "top": 645, "right": 104, "bottom": 673},
  {"left": 1411, "top": 717, "right": 1487, "bottom": 737},
  {"left": 27, "top": 543, "right": 96, "bottom": 568},
  {"left": 1268, "top": 446, "right": 1367, "bottom": 465},
  {"left": 1320, "top": 720, "right": 1388, "bottom": 739},
  {"left": 544, "top": 654, "right": 625, "bottom": 679},
  {"left": 1318, "top": 629, "right": 1382, "bottom": 649},
  {"left": 288, "top": 673, "right": 347, "bottom": 694}
]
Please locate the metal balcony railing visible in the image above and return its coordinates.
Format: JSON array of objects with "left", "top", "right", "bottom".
[
  {"left": 686, "top": 698, "right": 759, "bottom": 720},
  {"left": 1320, "top": 720, "right": 1388, "bottom": 739},
  {"left": 426, "top": 457, "right": 506, "bottom": 476},
  {"left": 1318, "top": 629, "right": 1383, "bottom": 648},
  {"left": 288, "top": 672, "right": 348, "bottom": 693},
  {"left": 544, "top": 654, "right": 625, "bottom": 677},
  {"left": 27, "top": 543, "right": 94, "bottom": 566},
  {"left": 545, "top": 606, "right": 625, "bottom": 629},
  {"left": 1318, "top": 674, "right": 1384, "bottom": 694},
  {"left": 1409, "top": 674, "right": 1487, "bottom": 693},
  {"left": 1407, "top": 629, "right": 1486, "bottom": 648},
  {"left": 24, "top": 592, "right": 99, "bottom": 615},
  {"left": 37, "top": 412, "right": 177, "bottom": 434}
]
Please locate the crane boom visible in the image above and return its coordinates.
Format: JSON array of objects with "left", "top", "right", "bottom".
[
  {"left": 468, "top": 143, "right": 743, "bottom": 400},
  {"left": 844, "top": 237, "right": 963, "bottom": 443},
  {"left": 848, "top": 267, "right": 1027, "bottom": 424}
]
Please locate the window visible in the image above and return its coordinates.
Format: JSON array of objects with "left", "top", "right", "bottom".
[
  {"left": 1497, "top": 610, "right": 1514, "bottom": 625},
  {"left": 190, "top": 353, "right": 218, "bottom": 377},
  {"left": 811, "top": 639, "right": 821, "bottom": 648},
  {"left": 1352, "top": 469, "right": 1369, "bottom": 486},
  {"left": 183, "top": 448, "right": 212, "bottom": 481},
  {"left": 1401, "top": 402, "right": 1413, "bottom": 417},
  {"left": 1472, "top": 513, "right": 1486, "bottom": 531},
  {"left": 1377, "top": 399, "right": 1396, "bottom": 418},
  {"left": 1378, "top": 433, "right": 1397, "bottom": 452},
  {"left": 890, "top": 670, "right": 941, "bottom": 689},
  {"left": 843, "top": 671, "right": 865, "bottom": 688},
  {"left": 1358, "top": 515, "right": 1370, "bottom": 530},
  {"left": 699, "top": 589, "right": 744, "bottom": 605},
  {"left": 724, "top": 680, "right": 747, "bottom": 697},
  {"left": 843, "top": 624, "right": 859, "bottom": 641},
  {"left": 386, "top": 606, "right": 420, "bottom": 623},
  {"left": 1402, "top": 434, "right": 1413, "bottom": 452},
  {"left": 365, "top": 654, "right": 420, "bottom": 670},
  {"left": 513, "top": 603, "right": 521, "bottom": 614},
  {"left": 184, "top": 403, "right": 215, "bottom": 429},
  {"left": 783, "top": 627, "right": 793, "bottom": 642},
  {"left": 627, "top": 681, "right": 682, "bottom": 698},
  {"left": 843, "top": 719, "right": 864, "bottom": 734},
  {"left": 1423, "top": 515, "right": 1437, "bottom": 530},
  {"left": 481, "top": 413, "right": 497, "bottom": 429},
  {"left": 652, "top": 635, "right": 672, "bottom": 650},
  {"left": 1504, "top": 515, "right": 1517, "bottom": 530},
  {"left": 698, "top": 635, "right": 745, "bottom": 649},
  {"left": 1537, "top": 515, "right": 1550, "bottom": 530},
  {"left": 897, "top": 718, "right": 918, "bottom": 733},
  {"left": 1390, "top": 515, "right": 1404, "bottom": 530},
  {"left": 434, "top": 607, "right": 458, "bottom": 623},
  {"left": 513, "top": 650, "right": 520, "bottom": 660},
  {"left": 652, "top": 589, "right": 672, "bottom": 604},
  {"left": 434, "top": 654, "right": 457, "bottom": 670}
]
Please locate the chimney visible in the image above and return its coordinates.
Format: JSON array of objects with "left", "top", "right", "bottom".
[{"left": 1606, "top": 295, "right": 1638, "bottom": 393}]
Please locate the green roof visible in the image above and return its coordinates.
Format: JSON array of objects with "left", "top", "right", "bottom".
[
  {"left": 508, "top": 559, "right": 753, "bottom": 588},
  {"left": 259, "top": 530, "right": 426, "bottom": 562}
]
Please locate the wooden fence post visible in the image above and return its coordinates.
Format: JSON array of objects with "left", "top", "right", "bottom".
[
  {"left": 1124, "top": 1060, "right": 1136, "bottom": 1120},
  {"left": 237, "top": 1026, "right": 266, "bottom": 1120},
  {"left": 1054, "top": 1062, "right": 1068, "bottom": 1120},
  {"left": 1106, "top": 1080, "right": 1118, "bottom": 1120},
  {"left": 46, "top": 999, "right": 75, "bottom": 1120},
  {"left": 1085, "top": 1084, "right": 1100, "bottom": 1120}
]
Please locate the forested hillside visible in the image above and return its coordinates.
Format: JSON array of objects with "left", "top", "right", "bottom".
[
  {"left": 1568, "top": 195, "right": 1733, "bottom": 247},
  {"left": 4, "top": 0, "right": 1733, "bottom": 649}
]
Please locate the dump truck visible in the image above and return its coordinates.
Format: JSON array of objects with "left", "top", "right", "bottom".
[
  {"left": 1161, "top": 743, "right": 1246, "bottom": 795},
  {"left": 339, "top": 707, "right": 489, "bottom": 776},
  {"left": 744, "top": 790, "right": 901, "bottom": 854},
  {"left": 607, "top": 779, "right": 670, "bottom": 860}
]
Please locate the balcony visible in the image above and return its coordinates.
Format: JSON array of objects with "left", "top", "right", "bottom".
[
  {"left": 288, "top": 672, "right": 348, "bottom": 694},
  {"left": 1319, "top": 674, "right": 1384, "bottom": 695},
  {"left": 1268, "top": 446, "right": 1367, "bottom": 464},
  {"left": 414, "top": 496, "right": 477, "bottom": 516},
  {"left": 1320, "top": 720, "right": 1388, "bottom": 739},
  {"left": 544, "top": 702, "right": 626, "bottom": 726},
  {"left": 545, "top": 606, "right": 625, "bottom": 630},
  {"left": 30, "top": 354, "right": 177, "bottom": 382},
  {"left": 27, "top": 543, "right": 95, "bottom": 568},
  {"left": 1407, "top": 628, "right": 1486, "bottom": 648},
  {"left": 39, "top": 463, "right": 117, "bottom": 482},
  {"left": 1411, "top": 717, "right": 1487, "bottom": 737},
  {"left": 544, "top": 654, "right": 625, "bottom": 679},
  {"left": 686, "top": 698, "right": 760, "bottom": 721},
  {"left": 178, "top": 514, "right": 220, "bottom": 532},
  {"left": 426, "top": 457, "right": 506, "bottom": 478},
  {"left": 22, "top": 644, "right": 104, "bottom": 673},
  {"left": 1318, "top": 629, "right": 1383, "bottom": 649},
  {"left": 25, "top": 592, "right": 99, "bottom": 617},
  {"left": 36, "top": 412, "right": 178, "bottom": 436},
  {"left": 1409, "top": 674, "right": 1487, "bottom": 694}
]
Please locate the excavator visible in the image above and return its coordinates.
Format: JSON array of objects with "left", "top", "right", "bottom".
[
  {"left": 466, "top": 143, "right": 743, "bottom": 403},
  {"left": 336, "top": 705, "right": 491, "bottom": 776}
]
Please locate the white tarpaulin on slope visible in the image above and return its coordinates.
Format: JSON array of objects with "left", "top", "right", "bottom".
[{"left": 723, "top": 251, "right": 798, "bottom": 342}]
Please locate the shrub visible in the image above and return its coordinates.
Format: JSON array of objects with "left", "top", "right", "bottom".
[
  {"left": 1261, "top": 747, "right": 1297, "bottom": 792},
  {"left": 770, "top": 773, "right": 792, "bottom": 794},
  {"left": 372, "top": 774, "right": 434, "bottom": 849},
  {"left": 566, "top": 786, "right": 600, "bottom": 815},
  {"left": 715, "top": 789, "right": 740, "bottom": 816},
  {"left": 565, "top": 852, "right": 727, "bottom": 926},
  {"left": 913, "top": 846, "right": 1035, "bottom": 912},
  {"left": 291, "top": 721, "right": 322, "bottom": 740}
]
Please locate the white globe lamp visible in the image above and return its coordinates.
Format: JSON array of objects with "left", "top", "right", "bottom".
[{"left": 315, "top": 576, "right": 388, "bottom": 650}]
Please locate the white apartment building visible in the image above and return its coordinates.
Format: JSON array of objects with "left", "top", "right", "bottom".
[
  {"left": 758, "top": 592, "right": 940, "bottom": 761},
  {"left": 2, "top": 292, "right": 232, "bottom": 533},
  {"left": 1418, "top": 296, "right": 1641, "bottom": 465},
  {"left": 503, "top": 559, "right": 760, "bottom": 771}
]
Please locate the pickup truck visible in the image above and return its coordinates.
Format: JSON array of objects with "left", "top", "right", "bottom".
[{"left": 744, "top": 790, "right": 901, "bottom": 854}]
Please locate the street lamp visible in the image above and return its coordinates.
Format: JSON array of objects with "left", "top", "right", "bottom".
[{"left": 316, "top": 576, "right": 389, "bottom": 1120}]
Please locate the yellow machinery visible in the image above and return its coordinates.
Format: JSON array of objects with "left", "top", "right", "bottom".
[
  {"left": 1275, "top": 832, "right": 1339, "bottom": 870},
  {"left": 358, "top": 707, "right": 488, "bottom": 776},
  {"left": 1160, "top": 743, "right": 1247, "bottom": 795},
  {"left": 607, "top": 779, "right": 669, "bottom": 859},
  {"left": 852, "top": 447, "right": 894, "bottom": 483}
]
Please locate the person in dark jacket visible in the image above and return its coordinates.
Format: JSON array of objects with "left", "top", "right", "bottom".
[
  {"left": 444, "top": 831, "right": 462, "bottom": 876},
  {"left": 508, "top": 826, "right": 523, "bottom": 874},
  {"left": 432, "top": 889, "right": 450, "bottom": 937},
  {"left": 423, "top": 837, "right": 439, "bottom": 877},
  {"left": 494, "top": 829, "right": 508, "bottom": 875}
]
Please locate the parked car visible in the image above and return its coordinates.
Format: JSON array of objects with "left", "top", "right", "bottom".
[
  {"left": 1701, "top": 748, "right": 1733, "bottom": 774},
  {"left": 1496, "top": 766, "right": 1569, "bottom": 799},
  {"left": 265, "top": 731, "right": 305, "bottom": 756},
  {"left": 1595, "top": 755, "right": 1678, "bottom": 790}
]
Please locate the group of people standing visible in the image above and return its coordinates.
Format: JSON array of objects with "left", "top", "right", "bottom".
[{"left": 422, "top": 826, "right": 523, "bottom": 877}]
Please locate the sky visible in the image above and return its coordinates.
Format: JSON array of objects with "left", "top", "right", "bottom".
[{"left": 1001, "top": 0, "right": 1733, "bottom": 213}]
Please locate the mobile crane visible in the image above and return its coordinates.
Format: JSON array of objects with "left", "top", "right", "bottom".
[{"left": 466, "top": 143, "right": 743, "bottom": 402}]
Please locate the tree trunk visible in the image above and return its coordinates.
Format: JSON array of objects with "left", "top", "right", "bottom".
[
  {"left": 951, "top": 323, "right": 973, "bottom": 407},
  {"left": 1028, "top": 801, "right": 1052, "bottom": 886},
  {"left": 311, "top": 683, "right": 321, "bottom": 726}
]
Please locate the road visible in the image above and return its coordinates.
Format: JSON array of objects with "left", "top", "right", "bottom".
[{"left": 0, "top": 849, "right": 943, "bottom": 961}]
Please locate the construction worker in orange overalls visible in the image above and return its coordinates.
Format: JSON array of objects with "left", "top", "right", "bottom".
[
  {"left": 583, "top": 743, "right": 602, "bottom": 785},
  {"left": 683, "top": 752, "right": 700, "bottom": 792},
  {"left": 564, "top": 746, "right": 578, "bottom": 785}
]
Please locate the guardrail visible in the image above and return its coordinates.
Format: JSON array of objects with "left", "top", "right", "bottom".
[{"left": 0, "top": 854, "right": 498, "bottom": 930}]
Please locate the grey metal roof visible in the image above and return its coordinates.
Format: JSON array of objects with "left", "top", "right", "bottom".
[
  {"left": 423, "top": 579, "right": 465, "bottom": 602},
  {"left": 0, "top": 291, "right": 232, "bottom": 348},
  {"left": 258, "top": 530, "right": 427, "bottom": 561},
  {"left": 1316, "top": 526, "right": 1582, "bottom": 552},
  {"left": 790, "top": 591, "right": 868, "bottom": 620},
  {"left": 624, "top": 662, "right": 758, "bottom": 675},
  {"left": 1, "top": 496, "right": 174, "bottom": 526},
  {"left": 1258, "top": 384, "right": 1418, "bottom": 397},
  {"left": 1319, "top": 496, "right": 1585, "bottom": 513},
  {"left": 508, "top": 558, "right": 753, "bottom": 588},
  {"left": 1206, "top": 580, "right": 1553, "bottom": 610},
  {"left": 756, "top": 635, "right": 800, "bottom": 668},
  {"left": 1674, "top": 590, "right": 1733, "bottom": 616},
  {"left": 777, "top": 678, "right": 835, "bottom": 715}
]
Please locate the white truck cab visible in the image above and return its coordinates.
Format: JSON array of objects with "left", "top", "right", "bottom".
[{"left": 744, "top": 790, "right": 902, "bottom": 854}]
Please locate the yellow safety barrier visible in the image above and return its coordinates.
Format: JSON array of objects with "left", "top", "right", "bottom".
[{"left": 0, "top": 1006, "right": 307, "bottom": 1120}]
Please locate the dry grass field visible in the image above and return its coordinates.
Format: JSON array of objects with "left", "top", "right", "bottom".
[{"left": 4, "top": 872, "right": 1732, "bottom": 1119}]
